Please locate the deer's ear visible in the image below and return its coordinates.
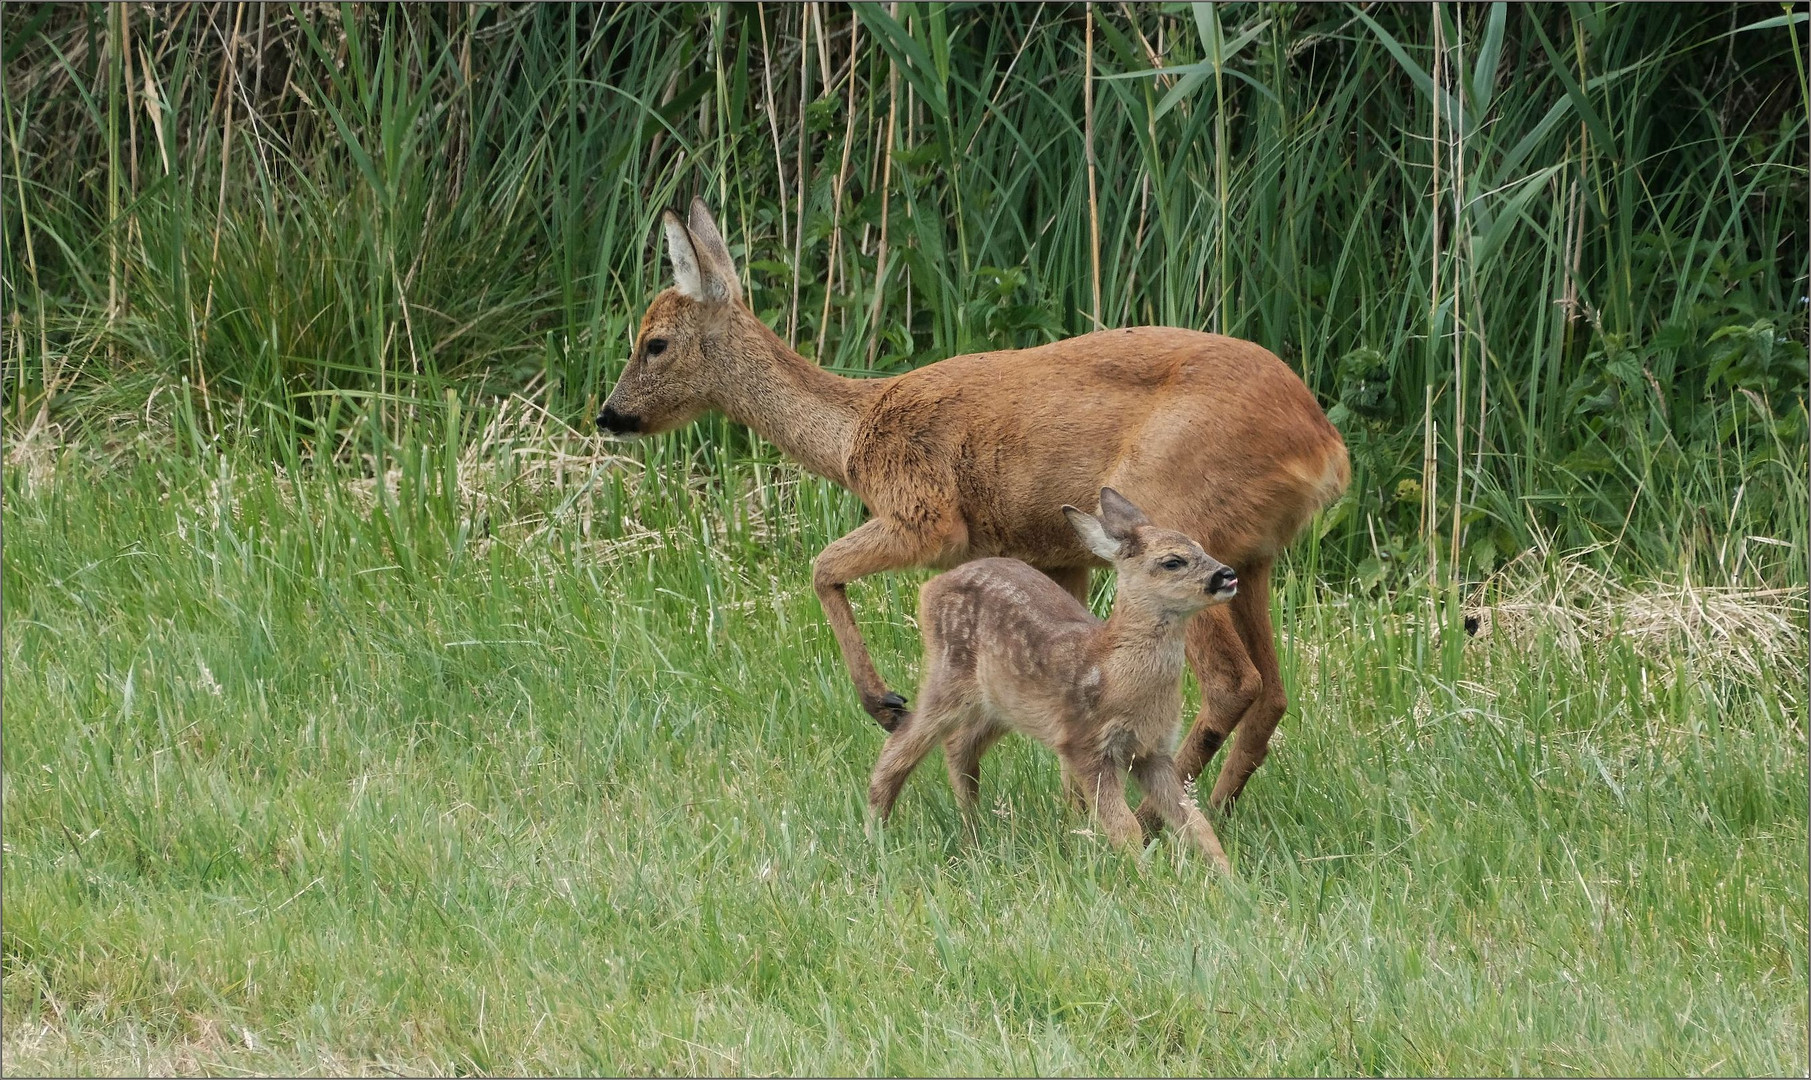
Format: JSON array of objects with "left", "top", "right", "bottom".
[
  {"left": 1096, "top": 487, "right": 1152, "bottom": 539},
  {"left": 1064, "top": 505, "right": 1122, "bottom": 562},
  {"left": 663, "top": 210, "right": 705, "bottom": 300},
  {"left": 686, "top": 198, "right": 743, "bottom": 304}
]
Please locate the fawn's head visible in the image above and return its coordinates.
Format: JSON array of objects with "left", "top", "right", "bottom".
[
  {"left": 597, "top": 199, "right": 750, "bottom": 436},
  {"left": 1063, "top": 488, "right": 1239, "bottom": 620}
]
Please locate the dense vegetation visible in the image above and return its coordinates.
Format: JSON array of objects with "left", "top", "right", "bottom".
[
  {"left": 5, "top": 1, "right": 1806, "bottom": 585},
  {"left": 4, "top": 4, "right": 1806, "bottom": 1073}
]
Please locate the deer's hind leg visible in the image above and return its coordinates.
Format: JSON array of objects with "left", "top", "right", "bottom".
[
  {"left": 1175, "top": 602, "right": 1264, "bottom": 790},
  {"left": 1205, "top": 560, "right": 1287, "bottom": 812}
]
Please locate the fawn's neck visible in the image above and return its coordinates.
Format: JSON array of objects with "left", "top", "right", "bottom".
[
  {"left": 713, "top": 310, "right": 886, "bottom": 487},
  {"left": 1099, "top": 602, "right": 1192, "bottom": 693}
]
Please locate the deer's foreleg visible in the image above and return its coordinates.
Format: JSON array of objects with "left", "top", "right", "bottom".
[
  {"left": 813, "top": 514, "right": 966, "bottom": 731},
  {"left": 1067, "top": 758, "right": 1142, "bottom": 852},
  {"left": 1133, "top": 754, "right": 1232, "bottom": 874},
  {"left": 1135, "top": 604, "right": 1259, "bottom": 834}
]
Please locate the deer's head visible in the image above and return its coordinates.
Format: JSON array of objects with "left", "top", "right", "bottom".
[
  {"left": 597, "top": 199, "right": 747, "bottom": 437},
  {"left": 1063, "top": 488, "right": 1239, "bottom": 620}
]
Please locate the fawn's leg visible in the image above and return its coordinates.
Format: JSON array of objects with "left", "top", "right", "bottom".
[
  {"left": 944, "top": 718, "right": 1004, "bottom": 814},
  {"left": 1068, "top": 757, "right": 1142, "bottom": 852},
  {"left": 869, "top": 685, "right": 961, "bottom": 820},
  {"left": 814, "top": 514, "right": 966, "bottom": 732},
  {"left": 1133, "top": 754, "right": 1233, "bottom": 874},
  {"left": 1135, "top": 605, "right": 1259, "bottom": 835}
]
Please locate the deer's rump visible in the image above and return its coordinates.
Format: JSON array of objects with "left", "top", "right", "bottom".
[{"left": 846, "top": 326, "right": 1347, "bottom": 570}]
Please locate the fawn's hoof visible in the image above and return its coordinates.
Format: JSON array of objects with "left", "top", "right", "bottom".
[{"left": 863, "top": 691, "right": 911, "bottom": 732}]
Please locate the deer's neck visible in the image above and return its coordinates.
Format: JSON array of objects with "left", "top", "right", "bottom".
[{"left": 714, "top": 311, "right": 883, "bottom": 487}]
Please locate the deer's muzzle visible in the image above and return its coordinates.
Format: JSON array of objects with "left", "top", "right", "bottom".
[{"left": 596, "top": 403, "right": 642, "bottom": 435}]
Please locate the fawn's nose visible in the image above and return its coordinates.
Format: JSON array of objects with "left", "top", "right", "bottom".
[{"left": 1207, "top": 567, "right": 1239, "bottom": 595}]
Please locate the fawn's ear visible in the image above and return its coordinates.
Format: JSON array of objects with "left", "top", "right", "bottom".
[
  {"left": 662, "top": 210, "right": 705, "bottom": 301},
  {"left": 686, "top": 198, "right": 743, "bottom": 304},
  {"left": 1064, "top": 505, "right": 1123, "bottom": 562},
  {"left": 1096, "top": 487, "right": 1152, "bottom": 540}
]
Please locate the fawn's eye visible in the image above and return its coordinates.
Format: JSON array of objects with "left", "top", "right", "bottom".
[
  {"left": 644, "top": 337, "right": 668, "bottom": 358},
  {"left": 1160, "top": 556, "right": 1187, "bottom": 571}
]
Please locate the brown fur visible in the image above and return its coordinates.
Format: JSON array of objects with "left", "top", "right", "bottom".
[
  {"left": 867, "top": 490, "right": 1236, "bottom": 872},
  {"left": 599, "top": 199, "right": 1350, "bottom": 812}
]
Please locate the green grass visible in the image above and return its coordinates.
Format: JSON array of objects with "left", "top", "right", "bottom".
[{"left": 4, "top": 428, "right": 1804, "bottom": 1075}]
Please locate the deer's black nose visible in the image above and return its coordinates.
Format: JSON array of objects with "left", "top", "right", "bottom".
[
  {"left": 1208, "top": 567, "right": 1239, "bottom": 594},
  {"left": 596, "top": 404, "right": 640, "bottom": 434}
]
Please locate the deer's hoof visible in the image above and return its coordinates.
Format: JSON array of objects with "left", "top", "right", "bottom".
[{"left": 864, "top": 691, "right": 911, "bottom": 732}]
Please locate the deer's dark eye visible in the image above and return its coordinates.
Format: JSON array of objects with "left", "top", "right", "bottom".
[
  {"left": 1160, "top": 556, "right": 1187, "bottom": 571},
  {"left": 644, "top": 337, "right": 668, "bottom": 358}
]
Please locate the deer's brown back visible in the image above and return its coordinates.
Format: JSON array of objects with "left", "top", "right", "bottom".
[{"left": 848, "top": 327, "right": 1343, "bottom": 569}]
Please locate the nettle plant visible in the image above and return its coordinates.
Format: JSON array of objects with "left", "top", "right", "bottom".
[
  {"left": 1319, "top": 348, "right": 1454, "bottom": 592},
  {"left": 1567, "top": 247, "right": 1806, "bottom": 452}
]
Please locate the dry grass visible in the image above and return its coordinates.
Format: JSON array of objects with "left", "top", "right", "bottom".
[{"left": 1467, "top": 542, "right": 1808, "bottom": 688}]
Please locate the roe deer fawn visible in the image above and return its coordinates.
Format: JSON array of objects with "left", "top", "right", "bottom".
[
  {"left": 597, "top": 199, "right": 1347, "bottom": 815},
  {"left": 867, "top": 489, "right": 1236, "bottom": 872}
]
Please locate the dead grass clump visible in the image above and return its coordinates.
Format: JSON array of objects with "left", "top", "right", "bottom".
[
  {"left": 3, "top": 416, "right": 68, "bottom": 495},
  {"left": 1465, "top": 544, "right": 1807, "bottom": 687}
]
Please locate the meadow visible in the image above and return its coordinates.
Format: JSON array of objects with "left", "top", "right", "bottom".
[
  {"left": 4, "top": 3, "right": 1808, "bottom": 1075},
  {"left": 4, "top": 419, "right": 1806, "bottom": 1074}
]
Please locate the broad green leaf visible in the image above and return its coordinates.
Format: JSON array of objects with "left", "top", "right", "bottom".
[
  {"left": 1155, "top": 64, "right": 1213, "bottom": 120},
  {"left": 1101, "top": 62, "right": 1205, "bottom": 83},
  {"left": 852, "top": 3, "right": 948, "bottom": 116},
  {"left": 1472, "top": 162, "right": 1566, "bottom": 265},
  {"left": 1352, "top": 7, "right": 1469, "bottom": 133},
  {"left": 1727, "top": 10, "right": 1808, "bottom": 34},
  {"left": 1471, "top": 3, "right": 1508, "bottom": 115},
  {"left": 1530, "top": 16, "right": 1618, "bottom": 161}
]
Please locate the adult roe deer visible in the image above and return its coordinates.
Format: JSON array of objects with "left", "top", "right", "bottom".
[
  {"left": 868, "top": 488, "right": 1238, "bottom": 873},
  {"left": 597, "top": 199, "right": 1348, "bottom": 813}
]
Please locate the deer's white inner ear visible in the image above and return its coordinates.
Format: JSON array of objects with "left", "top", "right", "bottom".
[
  {"left": 1064, "top": 507, "right": 1122, "bottom": 562},
  {"left": 664, "top": 215, "right": 704, "bottom": 300},
  {"left": 687, "top": 199, "right": 743, "bottom": 304}
]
